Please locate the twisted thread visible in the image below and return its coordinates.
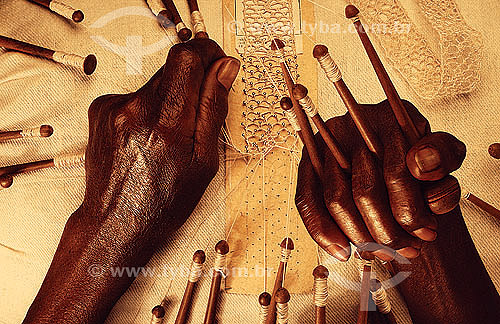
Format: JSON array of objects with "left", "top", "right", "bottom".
[
  {"left": 21, "top": 127, "right": 41, "bottom": 138},
  {"left": 284, "top": 110, "right": 301, "bottom": 132},
  {"left": 52, "top": 51, "right": 85, "bottom": 69},
  {"left": 298, "top": 96, "right": 318, "bottom": 118},
  {"left": 191, "top": 11, "right": 206, "bottom": 34},
  {"left": 276, "top": 301, "right": 289, "bottom": 324},
  {"left": 313, "top": 277, "right": 328, "bottom": 307},
  {"left": 317, "top": 53, "right": 342, "bottom": 83},
  {"left": 213, "top": 252, "right": 226, "bottom": 274},
  {"left": 53, "top": 152, "right": 85, "bottom": 168},
  {"left": 280, "top": 248, "right": 292, "bottom": 263},
  {"left": 49, "top": 0, "right": 77, "bottom": 20},
  {"left": 258, "top": 304, "right": 270, "bottom": 324},
  {"left": 188, "top": 260, "right": 204, "bottom": 283},
  {"left": 372, "top": 286, "right": 391, "bottom": 314}
]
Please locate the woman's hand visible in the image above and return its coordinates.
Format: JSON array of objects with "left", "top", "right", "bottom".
[{"left": 23, "top": 38, "right": 240, "bottom": 324}]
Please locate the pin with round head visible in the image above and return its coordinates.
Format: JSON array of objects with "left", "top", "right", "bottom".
[
  {"left": 72, "top": 10, "right": 84, "bottom": 23},
  {"left": 0, "top": 175, "right": 13, "bottom": 189},
  {"left": 489, "top": 143, "right": 500, "bottom": 159},
  {"left": 151, "top": 305, "right": 166, "bottom": 324}
]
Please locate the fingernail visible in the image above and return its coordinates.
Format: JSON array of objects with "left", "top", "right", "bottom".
[
  {"left": 413, "top": 227, "right": 437, "bottom": 242},
  {"left": 397, "top": 247, "right": 420, "bottom": 259},
  {"left": 326, "top": 244, "right": 351, "bottom": 262},
  {"left": 415, "top": 146, "right": 440, "bottom": 173},
  {"left": 217, "top": 58, "right": 240, "bottom": 91}
]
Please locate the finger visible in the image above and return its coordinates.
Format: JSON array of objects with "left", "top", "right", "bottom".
[
  {"left": 373, "top": 101, "right": 438, "bottom": 243},
  {"left": 193, "top": 56, "right": 240, "bottom": 158},
  {"left": 157, "top": 39, "right": 226, "bottom": 135},
  {"left": 295, "top": 148, "right": 351, "bottom": 262},
  {"left": 351, "top": 142, "right": 422, "bottom": 259},
  {"left": 401, "top": 99, "right": 431, "bottom": 137},
  {"left": 406, "top": 132, "right": 466, "bottom": 181}
]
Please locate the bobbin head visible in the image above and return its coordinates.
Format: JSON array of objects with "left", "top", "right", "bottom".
[
  {"left": 40, "top": 125, "right": 54, "bottom": 138},
  {"left": 313, "top": 45, "right": 329, "bottom": 59},
  {"left": 489, "top": 143, "right": 500, "bottom": 159},
  {"left": 259, "top": 292, "right": 272, "bottom": 306},
  {"left": 345, "top": 5, "right": 360, "bottom": 19},
  {"left": 178, "top": 28, "right": 193, "bottom": 42},
  {"left": 270, "top": 38, "right": 285, "bottom": 51},
  {"left": 193, "top": 250, "right": 206, "bottom": 264},
  {"left": 275, "top": 287, "right": 291, "bottom": 304},
  {"left": 280, "top": 238, "right": 294, "bottom": 251},
  {"left": 215, "top": 240, "right": 229, "bottom": 255},
  {"left": 0, "top": 175, "right": 13, "bottom": 189},
  {"left": 151, "top": 305, "right": 166, "bottom": 318},
  {"left": 280, "top": 97, "right": 293, "bottom": 111},
  {"left": 313, "top": 265, "right": 329, "bottom": 279},
  {"left": 369, "top": 279, "right": 382, "bottom": 293},
  {"left": 292, "top": 84, "right": 308, "bottom": 101},
  {"left": 72, "top": 10, "right": 84, "bottom": 23},
  {"left": 83, "top": 55, "right": 98, "bottom": 75}
]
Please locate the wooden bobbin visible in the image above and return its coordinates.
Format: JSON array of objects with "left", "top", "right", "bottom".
[
  {"left": 258, "top": 292, "right": 272, "bottom": 324},
  {"left": 370, "top": 279, "right": 397, "bottom": 324},
  {"left": 151, "top": 305, "right": 166, "bottom": 324},
  {"left": 29, "top": 0, "right": 84, "bottom": 23},
  {"left": 161, "top": 0, "right": 192, "bottom": 41},
  {"left": 0, "top": 36, "right": 97, "bottom": 75},
  {"left": 463, "top": 192, "right": 500, "bottom": 221},
  {"left": 0, "top": 125, "right": 53, "bottom": 142},
  {"left": 355, "top": 250, "right": 373, "bottom": 324},
  {"left": 187, "top": 0, "right": 209, "bottom": 38},
  {"left": 175, "top": 250, "right": 206, "bottom": 324},
  {"left": 265, "top": 238, "right": 294, "bottom": 324},
  {"left": 293, "top": 83, "right": 351, "bottom": 172},
  {"left": 203, "top": 240, "right": 229, "bottom": 324},
  {"left": 313, "top": 265, "right": 329, "bottom": 324},
  {"left": 275, "top": 287, "right": 291, "bottom": 324}
]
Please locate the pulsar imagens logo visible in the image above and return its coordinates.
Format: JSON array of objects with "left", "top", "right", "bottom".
[{"left": 89, "top": 7, "right": 178, "bottom": 75}]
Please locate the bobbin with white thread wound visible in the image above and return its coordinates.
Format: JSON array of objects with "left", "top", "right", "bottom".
[
  {"left": 370, "top": 279, "right": 397, "bottom": 324},
  {"left": 161, "top": 0, "right": 192, "bottom": 41},
  {"left": 151, "top": 305, "right": 166, "bottom": 324},
  {"left": 313, "top": 265, "right": 329, "bottom": 324},
  {"left": 275, "top": 287, "right": 291, "bottom": 324},
  {"left": 258, "top": 292, "right": 272, "bottom": 324},
  {"left": 0, "top": 125, "right": 53, "bottom": 142},
  {"left": 29, "top": 0, "right": 84, "bottom": 23},
  {"left": 187, "top": 0, "right": 208, "bottom": 38},
  {"left": 203, "top": 240, "right": 229, "bottom": 324},
  {"left": 292, "top": 84, "right": 350, "bottom": 172},
  {"left": 175, "top": 250, "right": 206, "bottom": 324}
]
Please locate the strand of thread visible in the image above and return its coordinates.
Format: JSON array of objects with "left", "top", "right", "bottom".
[
  {"left": 52, "top": 51, "right": 85, "bottom": 69},
  {"left": 318, "top": 54, "right": 342, "bottom": 83},
  {"left": 276, "top": 302, "right": 289, "bottom": 324},
  {"left": 150, "top": 315, "right": 164, "bottom": 324},
  {"left": 350, "top": 16, "right": 360, "bottom": 23},
  {"left": 53, "top": 152, "right": 85, "bottom": 168},
  {"left": 188, "top": 261, "right": 203, "bottom": 283},
  {"left": 313, "top": 277, "right": 328, "bottom": 307},
  {"left": 284, "top": 110, "right": 301, "bottom": 132},
  {"left": 21, "top": 127, "right": 42, "bottom": 138},
  {"left": 258, "top": 304, "right": 270, "bottom": 324},
  {"left": 298, "top": 96, "right": 318, "bottom": 118},
  {"left": 274, "top": 47, "right": 285, "bottom": 63},
  {"left": 372, "top": 286, "right": 391, "bottom": 314},
  {"left": 146, "top": 0, "right": 165, "bottom": 16},
  {"left": 176, "top": 22, "right": 187, "bottom": 33},
  {"left": 213, "top": 252, "right": 226, "bottom": 274},
  {"left": 49, "top": 1, "right": 77, "bottom": 20},
  {"left": 191, "top": 11, "right": 206, "bottom": 34},
  {"left": 280, "top": 248, "right": 292, "bottom": 263}
]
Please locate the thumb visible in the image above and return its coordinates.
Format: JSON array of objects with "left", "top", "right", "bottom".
[
  {"left": 406, "top": 132, "right": 466, "bottom": 181},
  {"left": 193, "top": 56, "right": 240, "bottom": 156}
]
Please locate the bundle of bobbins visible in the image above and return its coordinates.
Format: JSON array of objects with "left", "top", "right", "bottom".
[
  {"left": 28, "top": 0, "right": 84, "bottom": 23},
  {"left": 161, "top": 0, "right": 192, "bottom": 42},
  {"left": 174, "top": 250, "right": 206, "bottom": 324},
  {"left": 312, "top": 265, "right": 329, "bottom": 324},
  {"left": 0, "top": 125, "right": 53, "bottom": 142},
  {"left": 150, "top": 305, "right": 166, "bottom": 324},
  {"left": 0, "top": 35, "right": 97, "bottom": 75}
]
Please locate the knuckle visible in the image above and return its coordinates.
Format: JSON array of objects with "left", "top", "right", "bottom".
[{"left": 169, "top": 43, "right": 199, "bottom": 65}]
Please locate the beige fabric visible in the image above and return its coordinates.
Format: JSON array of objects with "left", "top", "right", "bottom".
[{"left": 0, "top": 1, "right": 499, "bottom": 324}]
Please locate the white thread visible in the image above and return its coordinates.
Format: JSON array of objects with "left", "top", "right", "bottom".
[
  {"left": 52, "top": 51, "right": 85, "bottom": 70},
  {"left": 276, "top": 301, "right": 289, "bottom": 324},
  {"left": 298, "top": 96, "right": 318, "bottom": 118},
  {"left": 280, "top": 248, "right": 292, "bottom": 263},
  {"left": 146, "top": 0, "right": 166, "bottom": 16},
  {"left": 49, "top": 1, "right": 77, "bottom": 20},
  {"left": 259, "top": 304, "right": 270, "bottom": 324},
  {"left": 20, "top": 127, "right": 42, "bottom": 138},
  {"left": 213, "top": 252, "right": 226, "bottom": 274},
  {"left": 150, "top": 315, "right": 164, "bottom": 324},
  {"left": 191, "top": 11, "right": 206, "bottom": 34},
  {"left": 317, "top": 53, "right": 342, "bottom": 83},
  {"left": 176, "top": 22, "right": 187, "bottom": 33},
  {"left": 372, "top": 286, "right": 391, "bottom": 314},
  {"left": 53, "top": 152, "right": 85, "bottom": 168},
  {"left": 313, "top": 277, "right": 328, "bottom": 307},
  {"left": 350, "top": 16, "right": 360, "bottom": 23},
  {"left": 188, "top": 261, "right": 203, "bottom": 283},
  {"left": 462, "top": 192, "right": 471, "bottom": 200},
  {"left": 284, "top": 110, "right": 301, "bottom": 132}
]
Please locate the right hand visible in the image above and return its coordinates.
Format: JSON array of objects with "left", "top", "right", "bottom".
[{"left": 295, "top": 99, "right": 466, "bottom": 261}]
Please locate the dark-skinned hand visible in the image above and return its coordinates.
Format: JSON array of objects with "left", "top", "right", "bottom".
[
  {"left": 295, "top": 99, "right": 466, "bottom": 261},
  {"left": 22, "top": 38, "right": 240, "bottom": 324}
]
